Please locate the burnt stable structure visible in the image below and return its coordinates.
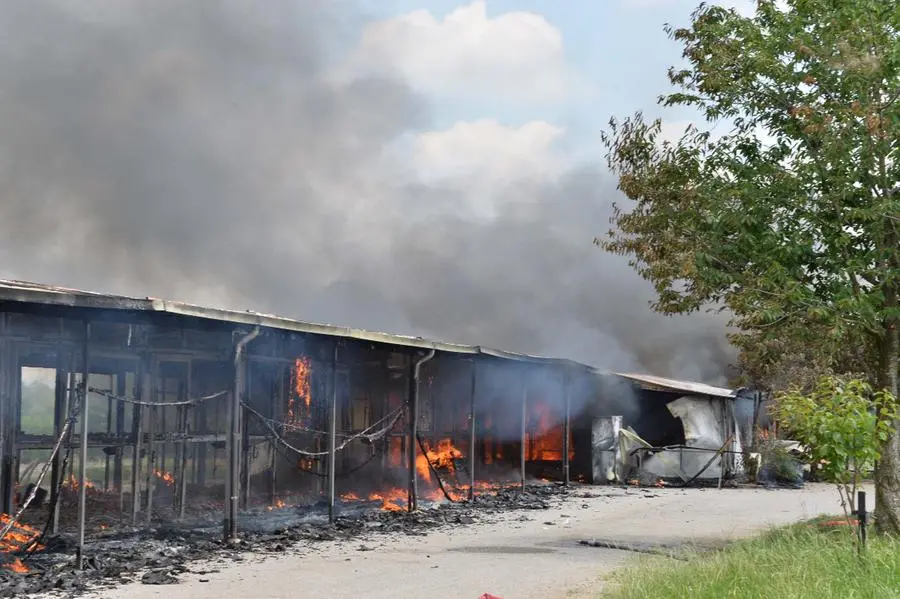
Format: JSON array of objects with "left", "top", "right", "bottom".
[{"left": 0, "top": 280, "right": 609, "bottom": 559}]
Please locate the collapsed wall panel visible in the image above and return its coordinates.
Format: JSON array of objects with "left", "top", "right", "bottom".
[{"left": 640, "top": 396, "right": 725, "bottom": 480}]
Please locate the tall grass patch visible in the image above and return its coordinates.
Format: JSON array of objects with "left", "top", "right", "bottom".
[{"left": 605, "top": 520, "right": 900, "bottom": 598}]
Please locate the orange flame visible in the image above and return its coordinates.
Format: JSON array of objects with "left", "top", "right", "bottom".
[
  {"left": 5, "top": 557, "right": 28, "bottom": 574},
  {"left": 1, "top": 513, "right": 43, "bottom": 573},
  {"left": 337, "top": 479, "right": 522, "bottom": 512},
  {"left": 288, "top": 357, "right": 313, "bottom": 423},
  {"left": 368, "top": 488, "right": 406, "bottom": 511},
  {"left": 527, "top": 402, "right": 574, "bottom": 462},
  {"left": 416, "top": 438, "right": 463, "bottom": 483},
  {"left": 63, "top": 474, "right": 103, "bottom": 493},
  {"left": 154, "top": 470, "right": 175, "bottom": 486},
  {"left": 266, "top": 498, "right": 287, "bottom": 511},
  {"left": 296, "top": 458, "right": 315, "bottom": 472}
]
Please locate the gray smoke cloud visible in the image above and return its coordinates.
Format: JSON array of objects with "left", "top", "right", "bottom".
[{"left": 0, "top": 0, "right": 734, "bottom": 383}]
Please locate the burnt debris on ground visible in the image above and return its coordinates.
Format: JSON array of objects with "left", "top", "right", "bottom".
[{"left": 0, "top": 484, "right": 569, "bottom": 598}]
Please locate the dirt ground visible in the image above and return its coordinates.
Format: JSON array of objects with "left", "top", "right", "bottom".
[{"left": 91, "top": 483, "right": 850, "bottom": 599}]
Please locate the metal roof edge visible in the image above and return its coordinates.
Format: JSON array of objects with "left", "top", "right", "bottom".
[
  {"left": 0, "top": 279, "right": 618, "bottom": 372},
  {"left": 613, "top": 372, "right": 736, "bottom": 398},
  {"left": 149, "top": 299, "right": 481, "bottom": 354},
  {"left": 0, "top": 279, "right": 152, "bottom": 311}
]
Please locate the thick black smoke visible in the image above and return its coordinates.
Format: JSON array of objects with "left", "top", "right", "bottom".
[{"left": 0, "top": 0, "right": 734, "bottom": 383}]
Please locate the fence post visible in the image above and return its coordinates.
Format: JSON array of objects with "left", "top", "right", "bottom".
[{"left": 857, "top": 490, "right": 867, "bottom": 553}]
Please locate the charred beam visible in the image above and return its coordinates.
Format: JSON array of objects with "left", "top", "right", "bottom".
[{"left": 49, "top": 352, "right": 69, "bottom": 534}]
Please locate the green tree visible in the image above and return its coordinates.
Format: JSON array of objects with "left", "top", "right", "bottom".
[{"left": 597, "top": 1, "right": 899, "bottom": 532}]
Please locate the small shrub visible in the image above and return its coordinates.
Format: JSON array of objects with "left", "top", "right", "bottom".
[{"left": 772, "top": 376, "right": 898, "bottom": 523}]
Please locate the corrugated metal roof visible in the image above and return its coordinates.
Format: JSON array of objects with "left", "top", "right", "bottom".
[
  {"left": 613, "top": 372, "right": 735, "bottom": 398},
  {"left": 0, "top": 280, "right": 741, "bottom": 395},
  {"left": 0, "top": 279, "right": 590, "bottom": 369}
]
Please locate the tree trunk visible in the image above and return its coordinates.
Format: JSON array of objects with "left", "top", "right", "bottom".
[{"left": 874, "top": 280, "right": 900, "bottom": 535}]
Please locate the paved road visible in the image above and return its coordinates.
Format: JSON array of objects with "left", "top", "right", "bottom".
[{"left": 96, "top": 483, "right": 849, "bottom": 599}]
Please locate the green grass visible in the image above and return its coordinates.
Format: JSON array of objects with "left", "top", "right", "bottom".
[{"left": 604, "top": 518, "right": 900, "bottom": 599}]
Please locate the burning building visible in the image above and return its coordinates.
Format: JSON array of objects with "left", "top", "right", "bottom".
[
  {"left": 0, "top": 279, "right": 613, "bottom": 567},
  {"left": 0, "top": 279, "right": 755, "bottom": 578}
]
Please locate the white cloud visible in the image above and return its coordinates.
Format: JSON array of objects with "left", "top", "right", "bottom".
[
  {"left": 396, "top": 119, "right": 567, "bottom": 219},
  {"left": 658, "top": 120, "right": 697, "bottom": 145},
  {"left": 659, "top": 119, "right": 778, "bottom": 149},
  {"left": 348, "top": 1, "right": 576, "bottom": 105},
  {"left": 729, "top": 1, "right": 757, "bottom": 16},
  {"left": 413, "top": 119, "right": 565, "bottom": 181}
]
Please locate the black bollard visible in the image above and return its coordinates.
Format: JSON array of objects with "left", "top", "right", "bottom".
[{"left": 857, "top": 490, "right": 867, "bottom": 553}]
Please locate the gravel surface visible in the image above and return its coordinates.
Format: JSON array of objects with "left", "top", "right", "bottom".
[{"left": 83, "top": 483, "right": 851, "bottom": 599}]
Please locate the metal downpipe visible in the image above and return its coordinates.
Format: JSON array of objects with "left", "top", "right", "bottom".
[
  {"left": 225, "top": 327, "right": 260, "bottom": 543},
  {"left": 408, "top": 349, "right": 436, "bottom": 512}
]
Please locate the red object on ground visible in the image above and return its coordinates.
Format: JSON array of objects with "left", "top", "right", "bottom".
[
  {"left": 817, "top": 519, "right": 858, "bottom": 527},
  {"left": 479, "top": 595, "right": 504, "bottom": 599}
]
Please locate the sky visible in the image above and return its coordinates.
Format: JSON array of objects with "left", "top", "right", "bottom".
[
  {"left": 0, "top": 0, "right": 751, "bottom": 383},
  {"left": 352, "top": 0, "right": 754, "bottom": 144}
]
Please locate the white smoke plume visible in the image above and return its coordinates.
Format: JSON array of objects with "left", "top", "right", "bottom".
[{"left": 0, "top": 0, "right": 734, "bottom": 383}]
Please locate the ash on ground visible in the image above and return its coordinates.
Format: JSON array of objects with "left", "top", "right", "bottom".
[{"left": 0, "top": 484, "right": 568, "bottom": 598}]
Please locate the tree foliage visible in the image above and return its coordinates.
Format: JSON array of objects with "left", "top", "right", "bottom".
[{"left": 598, "top": 0, "right": 900, "bottom": 531}]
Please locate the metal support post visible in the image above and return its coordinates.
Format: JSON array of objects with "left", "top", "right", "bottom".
[
  {"left": 173, "top": 374, "right": 189, "bottom": 520},
  {"left": 0, "top": 340, "right": 15, "bottom": 515},
  {"left": 468, "top": 360, "right": 477, "bottom": 501},
  {"left": 130, "top": 359, "right": 145, "bottom": 525},
  {"left": 173, "top": 383, "right": 184, "bottom": 514},
  {"left": 114, "top": 372, "right": 126, "bottom": 512},
  {"left": 225, "top": 328, "right": 259, "bottom": 543},
  {"left": 144, "top": 401, "right": 156, "bottom": 524},
  {"left": 562, "top": 373, "right": 571, "bottom": 486},
  {"left": 520, "top": 378, "right": 527, "bottom": 492},
  {"left": 407, "top": 357, "right": 417, "bottom": 513},
  {"left": 0, "top": 340, "right": 6, "bottom": 517},
  {"left": 104, "top": 380, "right": 113, "bottom": 491},
  {"left": 327, "top": 342, "right": 339, "bottom": 522},
  {"left": 379, "top": 359, "right": 390, "bottom": 484},
  {"left": 178, "top": 404, "right": 189, "bottom": 521},
  {"left": 268, "top": 370, "right": 279, "bottom": 506},
  {"left": 76, "top": 321, "right": 91, "bottom": 570}
]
